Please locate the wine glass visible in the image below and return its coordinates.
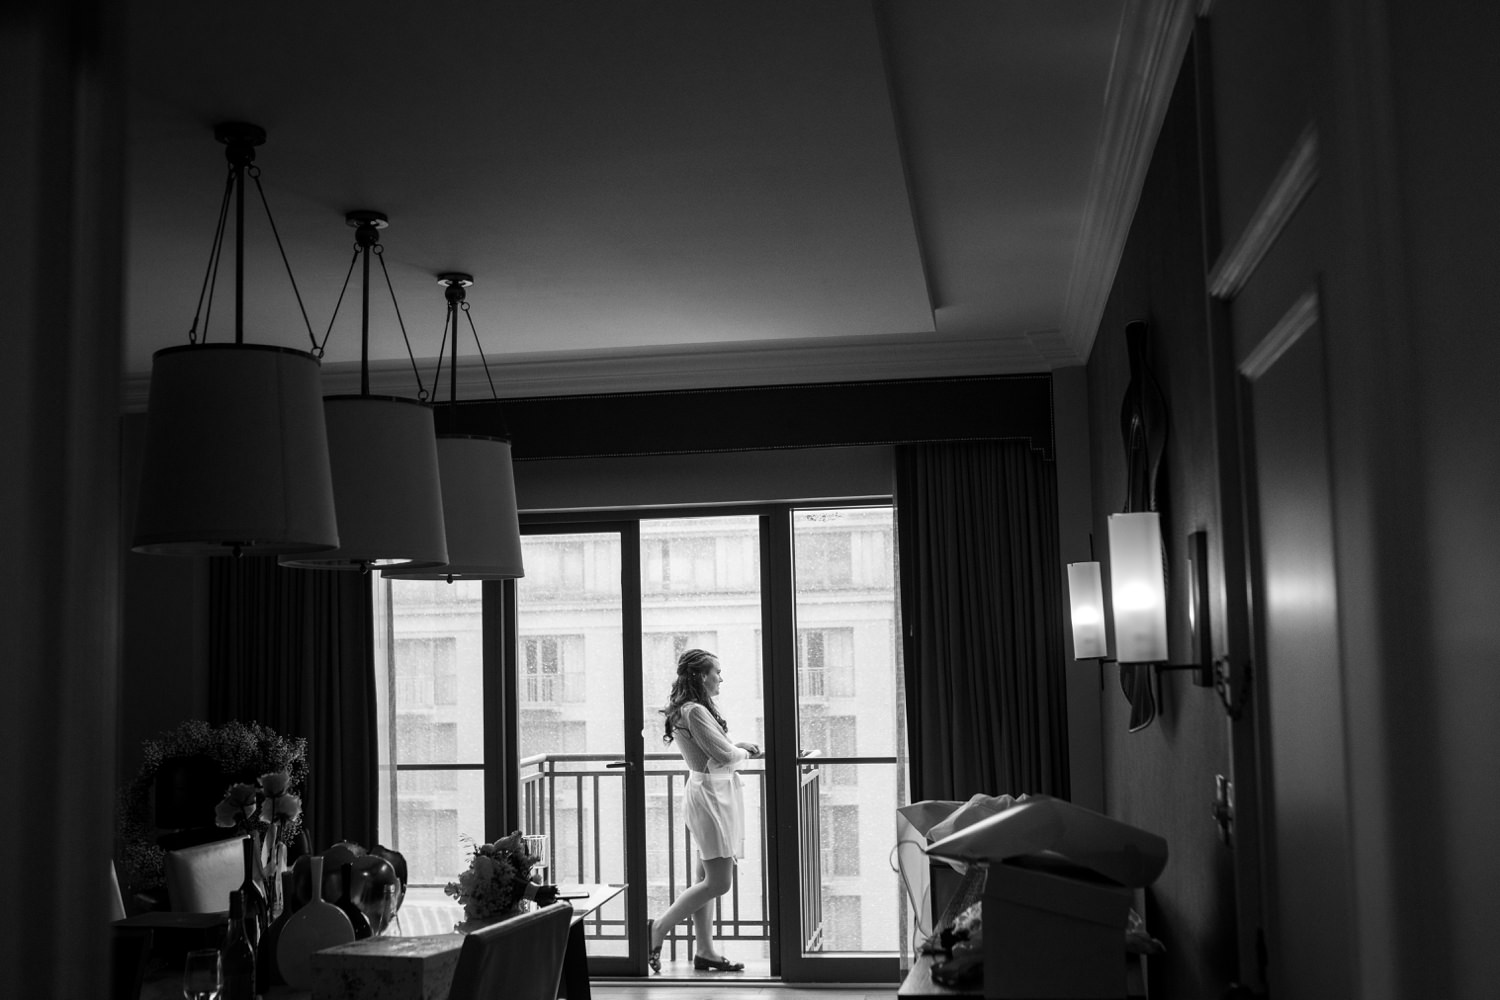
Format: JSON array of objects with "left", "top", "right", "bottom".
[
  {"left": 523, "top": 834, "right": 549, "bottom": 884},
  {"left": 181, "top": 948, "right": 221, "bottom": 1000}
]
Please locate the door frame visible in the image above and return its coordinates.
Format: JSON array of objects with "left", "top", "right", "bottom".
[{"left": 511, "top": 502, "right": 900, "bottom": 983}]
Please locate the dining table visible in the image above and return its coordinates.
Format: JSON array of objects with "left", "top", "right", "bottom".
[{"left": 131, "top": 882, "right": 626, "bottom": 1000}]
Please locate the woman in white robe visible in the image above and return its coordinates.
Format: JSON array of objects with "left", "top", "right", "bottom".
[{"left": 646, "top": 649, "right": 762, "bottom": 973}]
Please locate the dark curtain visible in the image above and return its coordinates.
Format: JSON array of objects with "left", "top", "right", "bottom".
[
  {"left": 895, "top": 441, "right": 1070, "bottom": 802},
  {"left": 209, "top": 557, "right": 378, "bottom": 850}
]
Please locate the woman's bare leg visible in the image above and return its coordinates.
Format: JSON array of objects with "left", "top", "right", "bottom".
[
  {"left": 651, "top": 856, "right": 734, "bottom": 955},
  {"left": 690, "top": 857, "right": 718, "bottom": 956}
]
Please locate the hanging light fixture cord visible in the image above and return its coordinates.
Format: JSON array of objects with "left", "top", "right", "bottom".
[
  {"left": 375, "top": 247, "right": 429, "bottom": 398},
  {"left": 460, "top": 299, "right": 499, "bottom": 400},
  {"left": 316, "top": 211, "right": 430, "bottom": 398},
  {"left": 424, "top": 274, "right": 501, "bottom": 406},
  {"left": 182, "top": 124, "right": 320, "bottom": 352}
]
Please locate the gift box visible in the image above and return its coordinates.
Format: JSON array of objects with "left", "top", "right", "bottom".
[{"left": 981, "top": 861, "right": 1133, "bottom": 999}]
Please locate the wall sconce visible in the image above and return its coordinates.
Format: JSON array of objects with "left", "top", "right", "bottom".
[
  {"left": 1066, "top": 561, "right": 1108, "bottom": 659},
  {"left": 1107, "top": 512, "right": 1170, "bottom": 664},
  {"left": 1067, "top": 516, "right": 1214, "bottom": 693}
]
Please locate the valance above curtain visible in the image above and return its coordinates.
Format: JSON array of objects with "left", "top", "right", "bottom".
[
  {"left": 207, "top": 557, "right": 378, "bottom": 850},
  {"left": 895, "top": 440, "right": 1070, "bottom": 803}
]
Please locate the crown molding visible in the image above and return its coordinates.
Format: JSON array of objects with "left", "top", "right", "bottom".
[
  {"left": 1060, "top": 0, "right": 1198, "bottom": 363},
  {"left": 119, "top": 332, "right": 1057, "bottom": 411}
]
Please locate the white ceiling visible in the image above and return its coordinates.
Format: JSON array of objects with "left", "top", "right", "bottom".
[{"left": 122, "top": 1, "right": 1130, "bottom": 400}]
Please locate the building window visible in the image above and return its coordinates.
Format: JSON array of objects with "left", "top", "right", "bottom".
[
  {"left": 517, "top": 714, "right": 587, "bottom": 762},
  {"left": 822, "top": 805, "right": 861, "bottom": 877},
  {"left": 795, "top": 527, "right": 853, "bottom": 589},
  {"left": 520, "top": 635, "right": 585, "bottom": 705},
  {"left": 824, "top": 894, "right": 864, "bottom": 951},
  {"left": 643, "top": 535, "right": 717, "bottom": 592},
  {"left": 798, "top": 627, "right": 855, "bottom": 698},
  {"left": 802, "top": 712, "right": 858, "bottom": 786},
  {"left": 394, "top": 637, "right": 458, "bottom": 707}
]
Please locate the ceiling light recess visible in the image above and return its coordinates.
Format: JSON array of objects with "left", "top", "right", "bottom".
[
  {"left": 382, "top": 273, "right": 524, "bottom": 582},
  {"left": 132, "top": 123, "right": 339, "bottom": 557},
  {"left": 280, "top": 211, "right": 449, "bottom": 572}
]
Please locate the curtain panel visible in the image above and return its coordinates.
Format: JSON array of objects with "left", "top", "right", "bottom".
[
  {"left": 208, "top": 557, "right": 378, "bottom": 850},
  {"left": 895, "top": 441, "right": 1070, "bottom": 802}
]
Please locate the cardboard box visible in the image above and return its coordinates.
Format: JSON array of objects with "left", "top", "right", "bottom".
[{"left": 981, "top": 862, "right": 1132, "bottom": 999}]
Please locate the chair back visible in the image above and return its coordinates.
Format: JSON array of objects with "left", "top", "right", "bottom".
[
  {"left": 109, "top": 859, "right": 127, "bottom": 920},
  {"left": 448, "top": 901, "right": 573, "bottom": 1000},
  {"left": 164, "top": 835, "right": 246, "bottom": 912}
]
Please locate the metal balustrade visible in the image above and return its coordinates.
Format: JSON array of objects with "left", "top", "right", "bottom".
[{"left": 518, "top": 751, "right": 820, "bottom": 961}]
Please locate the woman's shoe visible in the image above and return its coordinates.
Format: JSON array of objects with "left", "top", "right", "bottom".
[
  {"left": 646, "top": 919, "right": 662, "bottom": 974},
  {"left": 693, "top": 954, "right": 745, "bottom": 972}
]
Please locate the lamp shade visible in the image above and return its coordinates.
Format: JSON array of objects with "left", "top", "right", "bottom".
[
  {"left": 382, "top": 434, "right": 524, "bottom": 580},
  {"left": 1066, "top": 561, "right": 1108, "bottom": 659},
  {"left": 279, "top": 396, "right": 448, "bottom": 571},
  {"left": 1107, "top": 512, "right": 1168, "bottom": 663},
  {"left": 132, "top": 344, "right": 339, "bottom": 555}
]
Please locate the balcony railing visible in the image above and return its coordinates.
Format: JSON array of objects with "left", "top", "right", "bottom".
[{"left": 518, "top": 750, "right": 823, "bottom": 961}]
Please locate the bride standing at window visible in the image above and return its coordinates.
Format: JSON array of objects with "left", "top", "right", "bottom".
[{"left": 646, "top": 648, "right": 762, "bottom": 973}]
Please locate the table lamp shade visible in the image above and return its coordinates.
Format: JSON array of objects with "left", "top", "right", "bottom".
[
  {"left": 279, "top": 396, "right": 449, "bottom": 570},
  {"left": 132, "top": 344, "right": 339, "bottom": 555},
  {"left": 1066, "top": 561, "right": 1108, "bottom": 659},
  {"left": 383, "top": 434, "right": 524, "bottom": 580},
  {"left": 1107, "top": 512, "right": 1168, "bottom": 663}
]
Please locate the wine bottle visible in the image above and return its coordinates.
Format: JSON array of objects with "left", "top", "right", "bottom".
[
  {"left": 239, "top": 835, "right": 268, "bottom": 947},
  {"left": 220, "top": 889, "right": 257, "bottom": 1000},
  {"left": 336, "top": 861, "right": 374, "bottom": 939}
]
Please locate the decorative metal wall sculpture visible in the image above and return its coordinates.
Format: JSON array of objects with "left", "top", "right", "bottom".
[{"left": 1119, "top": 319, "right": 1169, "bottom": 732}]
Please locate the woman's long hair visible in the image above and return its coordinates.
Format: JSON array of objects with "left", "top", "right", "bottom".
[{"left": 661, "top": 648, "right": 728, "bottom": 744}]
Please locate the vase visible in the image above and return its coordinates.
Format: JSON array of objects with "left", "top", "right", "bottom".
[
  {"left": 262, "top": 823, "right": 286, "bottom": 920},
  {"left": 240, "top": 834, "right": 269, "bottom": 944}
]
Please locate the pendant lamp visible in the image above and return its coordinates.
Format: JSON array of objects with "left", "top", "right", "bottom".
[
  {"left": 133, "top": 123, "right": 338, "bottom": 557},
  {"left": 280, "top": 212, "right": 448, "bottom": 572},
  {"left": 383, "top": 274, "right": 524, "bottom": 581}
]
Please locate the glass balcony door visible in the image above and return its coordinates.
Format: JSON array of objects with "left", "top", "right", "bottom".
[
  {"left": 513, "top": 523, "right": 642, "bottom": 976},
  {"left": 639, "top": 515, "right": 770, "bottom": 974},
  {"left": 768, "top": 506, "right": 903, "bottom": 984}
]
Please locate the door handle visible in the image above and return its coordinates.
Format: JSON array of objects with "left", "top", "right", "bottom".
[{"left": 606, "top": 760, "right": 633, "bottom": 770}]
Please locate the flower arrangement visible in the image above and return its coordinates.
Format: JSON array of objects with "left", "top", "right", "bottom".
[
  {"left": 215, "top": 770, "right": 303, "bottom": 839},
  {"left": 116, "top": 720, "right": 308, "bottom": 896},
  {"left": 444, "top": 832, "right": 558, "bottom": 922}
]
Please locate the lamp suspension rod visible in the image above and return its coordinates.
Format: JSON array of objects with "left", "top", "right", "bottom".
[
  {"left": 213, "top": 123, "right": 267, "bottom": 345},
  {"left": 234, "top": 145, "right": 245, "bottom": 344},
  {"left": 450, "top": 285, "right": 461, "bottom": 408},
  {"left": 342, "top": 211, "right": 389, "bottom": 394},
  {"left": 361, "top": 227, "right": 371, "bottom": 395}
]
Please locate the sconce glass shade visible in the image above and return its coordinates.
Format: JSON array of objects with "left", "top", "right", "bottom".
[
  {"left": 381, "top": 434, "right": 524, "bottom": 580},
  {"left": 1107, "top": 512, "right": 1168, "bottom": 663},
  {"left": 1066, "top": 561, "right": 1109, "bottom": 659},
  {"left": 279, "top": 396, "right": 449, "bottom": 571},
  {"left": 132, "top": 344, "right": 339, "bottom": 556}
]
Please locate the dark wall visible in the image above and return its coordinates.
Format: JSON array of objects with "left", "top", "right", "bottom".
[
  {"left": 1084, "top": 44, "right": 1237, "bottom": 999},
  {"left": 445, "top": 374, "right": 1055, "bottom": 460}
]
